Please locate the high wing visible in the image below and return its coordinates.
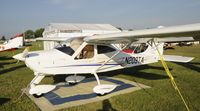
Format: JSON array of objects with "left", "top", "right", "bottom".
[
  {"left": 84, "top": 23, "right": 200, "bottom": 43},
  {"left": 132, "top": 37, "right": 194, "bottom": 44}
]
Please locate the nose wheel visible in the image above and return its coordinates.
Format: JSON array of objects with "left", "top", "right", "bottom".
[
  {"left": 29, "top": 73, "right": 56, "bottom": 97},
  {"left": 33, "top": 94, "right": 44, "bottom": 98}
]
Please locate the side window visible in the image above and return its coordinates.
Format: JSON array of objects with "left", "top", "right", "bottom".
[
  {"left": 97, "top": 45, "right": 116, "bottom": 54},
  {"left": 75, "top": 45, "right": 94, "bottom": 59},
  {"left": 128, "top": 43, "right": 148, "bottom": 53}
]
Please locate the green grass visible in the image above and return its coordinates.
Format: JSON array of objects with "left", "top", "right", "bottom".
[{"left": 0, "top": 43, "right": 200, "bottom": 111}]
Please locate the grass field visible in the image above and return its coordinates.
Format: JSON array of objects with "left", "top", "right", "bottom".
[{"left": 0, "top": 42, "right": 200, "bottom": 111}]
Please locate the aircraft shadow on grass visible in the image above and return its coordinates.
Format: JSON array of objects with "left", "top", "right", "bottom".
[
  {"left": 0, "top": 64, "right": 26, "bottom": 75},
  {"left": 0, "top": 61, "right": 16, "bottom": 69},
  {"left": 175, "top": 62, "right": 200, "bottom": 73},
  {"left": 0, "top": 98, "right": 10, "bottom": 105},
  {"left": 0, "top": 56, "right": 13, "bottom": 61}
]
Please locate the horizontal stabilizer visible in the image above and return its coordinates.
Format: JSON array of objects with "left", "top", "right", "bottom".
[{"left": 163, "top": 55, "right": 194, "bottom": 63}]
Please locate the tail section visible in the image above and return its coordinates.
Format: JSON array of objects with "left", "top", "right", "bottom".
[
  {"left": 142, "top": 42, "right": 164, "bottom": 60},
  {"left": 9, "top": 36, "right": 23, "bottom": 48},
  {"left": 0, "top": 35, "right": 23, "bottom": 51},
  {"left": 143, "top": 42, "right": 193, "bottom": 63}
]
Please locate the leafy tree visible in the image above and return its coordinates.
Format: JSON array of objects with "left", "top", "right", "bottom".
[
  {"left": 1, "top": 36, "right": 6, "bottom": 41},
  {"left": 24, "top": 30, "right": 35, "bottom": 39},
  {"left": 34, "top": 28, "right": 44, "bottom": 38}
]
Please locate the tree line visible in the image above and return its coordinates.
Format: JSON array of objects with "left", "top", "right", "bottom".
[
  {"left": 1, "top": 28, "right": 44, "bottom": 41},
  {"left": 24, "top": 28, "right": 44, "bottom": 39}
]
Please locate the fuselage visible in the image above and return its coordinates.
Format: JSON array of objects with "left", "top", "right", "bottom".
[{"left": 23, "top": 41, "right": 161, "bottom": 75}]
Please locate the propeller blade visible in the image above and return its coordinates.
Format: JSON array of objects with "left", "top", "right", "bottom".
[
  {"left": 13, "top": 47, "right": 29, "bottom": 61},
  {"left": 22, "top": 47, "right": 29, "bottom": 58}
]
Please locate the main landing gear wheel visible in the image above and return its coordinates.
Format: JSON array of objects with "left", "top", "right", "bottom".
[
  {"left": 29, "top": 85, "right": 56, "bottom": 97},
  {"left": 29, "top": 74, "right": 56, "bottom": 98},
  {"left": 33, "top": 94, "right": 44, "bottom": 98},
  {"left": 93, "top": 72, "right": 117, "bottom": 95},
  {"left": 93, "top": 84, "right": 117, "bottom": 96},
  {"left": 65, "top": 74, "right": 85, "bottom": 85}
]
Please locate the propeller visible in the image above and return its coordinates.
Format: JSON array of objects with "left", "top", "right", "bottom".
[{"left": 13, "top": 47, "right": 29, "bottom": 62}]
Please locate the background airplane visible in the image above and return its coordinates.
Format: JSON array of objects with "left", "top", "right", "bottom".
[{"left": 0, "top": 34, "right": 24, "bottom": 52}]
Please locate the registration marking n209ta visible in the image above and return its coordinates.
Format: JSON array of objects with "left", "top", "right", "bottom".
[{"left": 124, "top": 57, "right": 144, "bottom": 64}]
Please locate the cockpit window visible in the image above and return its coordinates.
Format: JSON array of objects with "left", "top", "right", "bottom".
[
  {"left": 75, "top": 45, "right": 94, "bottom": 59},
  {"left": 56, "top": 46, "right": 75, "bottom": 56},
  {"left": 97, "top": 45, "right": 116, "bottom": 54}
]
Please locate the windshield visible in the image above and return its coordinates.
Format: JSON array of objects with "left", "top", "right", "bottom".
[
  {"left": 70, "top": 38, "right": 84, "bottom": 51},
  {"left": 54, "top": 38, "right": 84, "bottom": 56},
  {"left": 56, "top": 46, "right": 75, "bottom": 56}
]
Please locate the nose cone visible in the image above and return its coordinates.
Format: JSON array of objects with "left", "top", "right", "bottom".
[{"left": 13, "top": 53, "right": 25, "bottom": 61}]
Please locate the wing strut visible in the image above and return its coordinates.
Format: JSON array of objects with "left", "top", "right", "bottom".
[
  {"left": 152, "top": 39, "right": 191, "bottom": 111},
  {"left": 92, "top": 41, "right": 132, "bottom": 95}
]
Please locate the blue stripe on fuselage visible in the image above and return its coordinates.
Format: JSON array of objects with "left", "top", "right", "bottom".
[{"left": 45, "top": 63, "right": 120, "bottom": 68}]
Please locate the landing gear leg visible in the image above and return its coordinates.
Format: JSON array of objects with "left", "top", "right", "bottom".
[
  {"left": 92, "top": 41, "right": 132, "bottom": 95},
  {"left": 93, "top": 72, "right": 100, "bottom": 85},
  {"left": 29, "top": 72, "right": 56, "bottom": 97},
  {"left": 93, "top": 72, "right": 117, "bottom": 96}
]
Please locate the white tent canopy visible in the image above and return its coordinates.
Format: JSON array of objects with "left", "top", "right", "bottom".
[
  {"left": 43, "top": 23, "right": 121, "bottom": 35},
  {"left": 43, "top": 23, "right": 121, "bottom": 50}
]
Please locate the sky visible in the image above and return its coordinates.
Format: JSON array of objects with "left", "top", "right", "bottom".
[{"left": 1, "top": 0, "right": 200, "bottom": 38}]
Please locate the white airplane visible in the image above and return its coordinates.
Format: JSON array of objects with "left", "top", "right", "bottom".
[
  {"left": 13, "top": 23, "right": 200, "bottom": 97},
  {"left": 0, "top": 34, "right": 23, "bottom": 52}
]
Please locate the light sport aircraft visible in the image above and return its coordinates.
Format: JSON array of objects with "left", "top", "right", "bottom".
[
  {"left": 13, "top": 23, "right": 200, "bottom": 97},
  {"left": 0, "top": 34, "right": 24, "bottom": 52}
]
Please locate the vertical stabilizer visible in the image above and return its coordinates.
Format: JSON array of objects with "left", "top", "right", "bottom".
[{"left": 143, "top": 42, "right": 164, "bottom": 59}]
